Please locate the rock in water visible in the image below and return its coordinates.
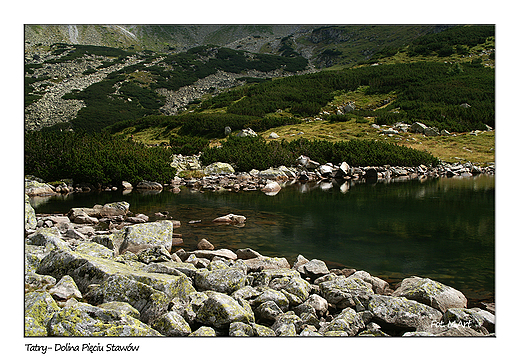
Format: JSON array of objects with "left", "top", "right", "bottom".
[{"left": 212, "top": 214, "right": 246, "bottom": 224}]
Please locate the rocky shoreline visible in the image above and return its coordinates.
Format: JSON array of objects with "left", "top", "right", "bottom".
[
  {"left": 24, "top": 198, "right": 495, "bottom": 337},
  {"left": 25, "top": 154, "right": 495, "bottom": 198}
]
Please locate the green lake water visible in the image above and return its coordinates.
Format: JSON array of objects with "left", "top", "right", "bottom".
[{"left": 31, "top": 175, "right": 495, "bottom": 304}]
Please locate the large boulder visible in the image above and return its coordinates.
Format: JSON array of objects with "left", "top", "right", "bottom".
[
  {"left": 99, "top": 201, "right": 130, "bottom": 217},
  {"left": 243, "top": 256, "right": 291, "bottom": 273},
  {"left": 319, "top": 276, "right": 374, "bottom": 309},
  {"left": 367, "top": 295, "right": 443, "bottom": 331},
  {"left": 114, "top": 220, "right": 175, "bottom": 255},
  {"left": 136, "top": 180, "right": 163, "bottom": 190},
  {"left": 195, "top": 291, "right": 255, "bottom": 328},
  {"left": 194, "top": 268, "right": 247, "bottom": 294},
  {"left": 47, "top": 301, "right": 162, "bottom": 336},
  {"left": 204, "top": 162, "right": 235, "bottom": 175},
  {"left": 25, "top": 179, "right": 56, "bottom": 196},
  {"left": 151, "top": 311, "right": 191, "bottom": 336},
  {"left": 36, "top": 248, "right": 195, "bottom": 323},
  {"left": 392, "top": 276, "right": 467, "bottom": 312},
  {"left": 24, "top": 291, "right": 60, "bottom": 336}
]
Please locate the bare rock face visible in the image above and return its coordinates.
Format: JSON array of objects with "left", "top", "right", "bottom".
[{"left": 197, "top": 238, "right": 215, "bottom": 250}]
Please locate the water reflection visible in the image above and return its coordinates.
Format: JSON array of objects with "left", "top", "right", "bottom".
[{"left": 31, "top": 175, "right": 495, "bottom": 302}]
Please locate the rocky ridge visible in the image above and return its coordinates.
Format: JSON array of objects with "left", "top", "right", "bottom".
[{"left": 24, "top": 198, "right": 495, "bottom": 337}]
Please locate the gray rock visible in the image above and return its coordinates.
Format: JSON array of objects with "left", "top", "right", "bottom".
[
  {"left": 256, "top": 300, "right": 284, "bottom": 321},
  {"left": 251, "top": 323, "right": 276, "bottom": 336},
  {"left": 268, "top": 132, "right": 280, "bottom": 139},
  {"left": 319, "top": 307, "right": 365, "bottom": 336},
  {"left": 195, "top": 291, "right": 255, "bottom": 328},
  {"left": 194, "top": 268, "right": 247, "bottom": 294},
  {"left": 442, "top": 308, "right": 487, "bottom": 332},
  {"left": 392, "top": 276, "right": 467, "bottom": 312},
  {"left": 97, "top": 301, "right": 140, "bottom": 319},
  {"left": 37, "top": 248, "right": 195, "bottom": 323},
  {"left": 188, "top": 248, "right": 238, "bottom": 261},
  {"left": 114, "top": 220, "right": 174, "bottom": 255},
  {"left": 204, "top": 162, "right": 235, "bottom": 175},
  {"left": 24, "top": 291, "right": 61, "bottom": 336},
  {"left": 151, "top": 311, "right": 191, "bottom": 336},
  {"left": 300, "top": 259, "right": 330, "bottom": 279},
  {"left": 197, "top": 238, "right": 215, "bottom": 250},
  {"left": 136, "top": 245, "right": 172, "bottom": 264},
  {"left": 350, "top": 270, "right": 390, "bottom": 295},
  {"left": 236, "top": 248, "right": 263, "bottom": 260},
  {"left": 236, "top": 128, "right": 257, "bottom": 137},
  {"left": 271, "top": 311, "right": 303, "bottom": 335},
  {"left": 25, "top": 179, "right": 56, "bottom": 196},
  {"left": 136, "top": 180, "right": 163, "bottom": 190},
  {"left": 319, "top": 276, "right": 374, "bottom": 309},
  {"left": 47, "top": 302, "right": 162, "bottom": 336},
  {"left": 252, "top": 288, "right": 290, "bottom": 312},
  {"left": 367, "top": 295, "right": 443, "bottom": 330},
  {"left": 49, "top": 275, "right": 82, "bottom": 300},
  {"left": 189, "top": 326, "right": 217, "bottom": 336},
  {"left": 229, "top": 321, "right": 254, "bottom": 336},
  {"left": 243, "top": 256, "right": 291, "bottom": 272},
  {"left": 212, "top": 213, "right": 246, "bottom": 224},
  {"left": 25, "top": 194, "right": 37, "bottom": 231}
]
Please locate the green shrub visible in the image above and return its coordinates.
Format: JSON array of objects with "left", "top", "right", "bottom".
[
  {"left": 24, "top": 130, "right": 176, "bottom": 186},
  {"left": 200, "top": 135, "right": 438, "bottom": 172}
]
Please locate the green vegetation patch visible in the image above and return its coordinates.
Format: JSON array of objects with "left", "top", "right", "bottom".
[
  {"left": 24, "top": 130, "right": 176, "bottom": 186},
  {"left": 200, "top": 136, "right": 438, "bottom": 172}
]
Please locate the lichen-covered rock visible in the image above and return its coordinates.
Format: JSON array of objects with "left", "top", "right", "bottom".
[
  {"left": 319, "top": 307, "right": 365, "bottom": 336},
  {"left": 25, "top": 179, "right": 56, "bottom": 196},
  {"left": 74, "top": 241, "right": 114, "bottom": 259},
  {"left": 97, "top": 301, "right": 140, "bottom": 319},
  {"left": 47, "top": 302, "right": 162, "bottom": 336},
  {"left": 442, "top": 308, "right": 487, "bottom": 332},
  {"left": 24, "top": 291, "right": 61, "bottom": 336},
  {"left": 194, "top": 267, "right": 247, "bottom": 294},
  {"left": 25, "top": 194, "right": 37, "bottom": 231},
  {"left": 99, "top": 201, "right": 130, "bottom": 217},
  {"left": 195, "top": 291, "right": 255, "bottom": 328},
  {"left": 189, "top": 326, "right": 217, "bottom": 336},
  {"left": 25, "top": 245, "right": 48, "bottom": 273},
  {"left": 303, "top": 294, "right": 329, "bottom": 317},
  {"left": 49, "top": 275, "right": 82, "bottom": 300},
  {"left": 269, "top": 274, "right": 311, "bottom": 302},
  {"left": 26, "top": 227, "right": 70, "bottom": 252},
  {"left": 271, "top": 311, "right": 303, "bottom": 335},
  {"left": 349, "top": 270, "right": 390, "bottom": 295},
  {"left": 151, "top": 311, "right": 191, "bottom": 336},
  {"left": 114, "top": 220, "right": 174, "bottom": 255},
  {"left": 299, "top": 259, "right": 330, "bottom": 279},
  {"left": 367, "top": 295, "right": 443, "bottom": 331},
  {"left": 255, "top": 300, "right": 284, "bottom": 322},
  {"left": 37, "top": 248, "right": 195, "bottom": 323},
  {"left": 392, "top": 276, "right": 467, "bottom": 312},
  {"left": 188, "top": 249, "right": 238, "bottom": 261},
  {"left": 252, "top": 288, "right": 290, "bottom": 312},
  {"left": 136, "top": 245, "right": 172, "bottom": 264},
  {"left": 25, "top": 272, "right": 56, "bottom": 293},
  {"left": 319, "top": 276, "right": 374, "bottom": 309},
  {"left": 251, "top": 323, "right": 276, "bottom": 336},
  {"left": 204, "top": 162, "right": 235, "bottom": 175},
  {"left": 244, "top": 256, "right": 291, "bottom": 273},
  {"left": 229, "top": 321, "right": 254, "bottom": 336}
]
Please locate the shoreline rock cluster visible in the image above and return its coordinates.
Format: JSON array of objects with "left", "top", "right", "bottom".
[
  {"left": 25, "top": 199, "right": 495, "bottom": 337},
  {"left": 25, "top": 154, "right": 495, "bottom": 198}
]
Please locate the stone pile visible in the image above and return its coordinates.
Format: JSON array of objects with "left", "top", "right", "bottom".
[{"left": 24, "top": 199, "right": 495, "bottom": 337}]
